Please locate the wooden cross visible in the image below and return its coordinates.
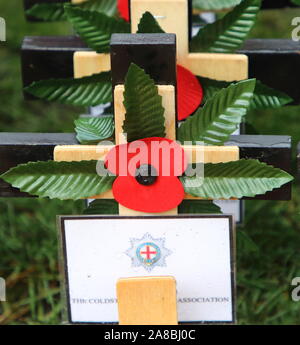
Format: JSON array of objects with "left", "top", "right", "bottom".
[
  {"left": 53, "top": 33, "right": 292, "bottom": 217},
  {"left": 55, "top": 33, "right": 239, "bottom": 216},
  {"left": 74, "top": 0, "right": 248, "bottom": 82}
]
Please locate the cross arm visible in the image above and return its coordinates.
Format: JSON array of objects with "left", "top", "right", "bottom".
[
  {"left": 226, "top": 135, "right": 292, "bottom": 200},
  {"left": 0, "top": 132, "right": 78, "bottom": 197},
  {"left": 0, "top": 133, "right": 291, "bottom": 200},
  {"left": 22, "top": 36, "right": 300, "bottom": 104}
]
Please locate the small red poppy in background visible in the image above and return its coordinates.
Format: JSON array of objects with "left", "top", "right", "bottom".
[
  {"left": 105, "top": 137, "right": 187, "bottom": 213},
  {"left": 177, "top": 65, "right": 203, "bottom": 121},
  {"left": 117, "top": 0, "right": 130, "bottom": 21}
]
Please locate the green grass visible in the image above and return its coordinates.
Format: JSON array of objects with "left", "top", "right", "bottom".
[{"left": 0, "top": 1, "right": 300, "bottom": 325}]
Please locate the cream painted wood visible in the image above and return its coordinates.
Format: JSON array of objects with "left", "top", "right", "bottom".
[
  {"left": 73, "top": 52, "right": 110, "bottom": 79},
  {"left": 117, "top": 276, "right": 178, "bottom": 325},
  {"left": 71, "top": 0, "right": 89, "bottom": 4},
  {"left": 54, "top": 145, "right": 239, "bottom": 164},
  {"left": 185, "top": 53, "right": 249, "bottom": 82}
]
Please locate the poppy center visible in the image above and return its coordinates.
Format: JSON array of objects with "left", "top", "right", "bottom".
[{"left": 135, "top": 164, "right": 158, "bottom": 186}]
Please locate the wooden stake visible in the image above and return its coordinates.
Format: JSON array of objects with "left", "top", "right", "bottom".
[{"left": 117, "top": 276, "right": 178, "bottom": 325}]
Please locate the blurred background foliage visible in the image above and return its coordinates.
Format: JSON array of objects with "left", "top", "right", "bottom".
[{"left": 0, "top": 1, "right": 300, "bottom": 325}]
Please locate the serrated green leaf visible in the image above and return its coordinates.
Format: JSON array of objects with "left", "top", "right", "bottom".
[
  {"left": 190, "top": 0, "right": 261, "bottom": 53},
  {"left": 178, "top": 79, "right": 256, "bottom": 145},
  {"left": 26, "top": 3, "right": 66, "bottom": 21},
  {"left": 137, "top": 12, "right": 165, "bottom": 33},
  {"left": 123, "top": 64, "right": 166, "bottom": 142},
  {"left": 250, "top": 81, "right": 293, "bottom": 109},
  {"left": 24, "top": 72, "right": 112, "bottom": 106},
  {"left": 75, "top": 116, "right": 114, "bottom": 144},
  {"left": 179, "top": 200, "right": 222, "bottom": 214},
  {"left": 80, "top": 0, "right": 117, "bottom": 16},
  {"left": 200, "top": 77, "right": 293, "bottom": 109},
  {"left": 199, "top": 77, "right": 229, "bottom": 104},
  {"left": 65, "top": 5, "right": 130, "bottom": 53},
  {"left": 83, "top": 199, "right": 118, "bottom": 215},
  {"left": 26, "top": 0, "right": 117, "bottom": 22},
  {"left": 193, "top": 0, "right": 242, "bottom": 10},
  {"left": 180, "top": 159, "right": 293, "bottom": 199},
  {"left": 1, "top": 161, "right": 115, "bottom": 200}
]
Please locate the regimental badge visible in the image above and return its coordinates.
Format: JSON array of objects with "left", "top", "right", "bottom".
[{"left": 126, "top": 233, "right": 172, "bottom": 272}]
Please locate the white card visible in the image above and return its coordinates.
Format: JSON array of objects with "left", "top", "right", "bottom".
[{"left": 59, "top": 215, "right": 236, "bottom": 324}]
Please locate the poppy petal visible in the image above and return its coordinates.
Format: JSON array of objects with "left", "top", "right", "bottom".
[
  {"left": 113, "top": 175, "right": 185, "bottom": 213},
  {"left": 117, "top": 0, "right": 130, "bottom": 21},
  {"left": 177, "top": 64, "right": 203, "bottom": 121},
  {"left": 105, "top": 137, "right": 187, "bottom": 176}
]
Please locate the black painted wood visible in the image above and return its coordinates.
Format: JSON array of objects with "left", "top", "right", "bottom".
[
  {"left": 0, "top": 133, "right": 78, "bottom": 197},
  {"left": 226, "top": 135, "right": 292, "bottom": 201},
  {"left": 0, "top": 133, "right": 291, "bottom": 200},
  {"left": 21, "top": 37, "right": 300, "bottom": 105},
  {"left": 261, "top": 0, "right": 297, "bottom": 9},
  {"left": 238, "top": 39, "right": 300, "bottom": 105},
  {"left": 110, "top": 33, "right": 177, "bottom": 88},
  {"left": 21, "top": 36, "right": 88, "bottom": 99}
]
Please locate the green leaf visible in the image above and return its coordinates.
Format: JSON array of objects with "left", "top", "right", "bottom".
[
  {"left": 24, "top": 72, "right": 112, "bottom": 106},
  {"left": 123, "top": 64, "right": 166, "bottom": 142},
  {"left": 291, "top": 0, "right": 300, "bottom": 5},
  {"left": 200, "top": 77, "right": 293, "bottom": 109},
  {"left": 1, "top": 161, "right": 115, "bottom": 200},
  {"left": 137, "top": 12, "right": 165, "bottom": 33},
  {"left": 250, "top": 81, "right": 293, "bottom": 109},
  {"left": 180, "top": 159, "right": 293, "bottom": 199},
  {"left": 178, "top": 79, "right": 256, "bottom": 145},
  {"left": 193, "top": 0, "right": 242, "bottom": 10},
  {"left": 75, "top": 116, "right": 114, "bottom": 144},
  {"left": 190, "top": 0, "right": 261, "bottom": 53},
  {"left": 26, "top": 3, "right": 65, "bottom": 21},
  {"left": 179, "top": 200, "right": 222, "bottom": 214},
  {"left": 199, "top": 77, "right": 229, "bottom": 104},
  {"left": 26, "top": 0, "right": 117, "bottom": 22},
  {"left": 65, "top": 5, "right": 130, "bottom": 53},
  {"left": 80, "top": 0, "right": 117, "bottom": 17},
  {"left": 83, "top": 199, "right": 118, "bottom": 215}
]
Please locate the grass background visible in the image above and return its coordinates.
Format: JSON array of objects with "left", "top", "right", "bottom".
[{"left": 0, "top": 1, "right": 300, "bottom": 325}]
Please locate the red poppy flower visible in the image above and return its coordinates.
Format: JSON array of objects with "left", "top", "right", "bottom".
[
  {"left": 177, "top": 65, "right": 203, "bottom": 121},
  {"left": 105, "top": 137, "right": 188, "bottom": 213},
  {"left": 117, "top": 0, "right": 130, "bottom": 21}
]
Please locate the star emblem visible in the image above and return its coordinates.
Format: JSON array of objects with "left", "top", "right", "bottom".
[{"left": 126, "top": 233, "right": 172, "bottom": 272}]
